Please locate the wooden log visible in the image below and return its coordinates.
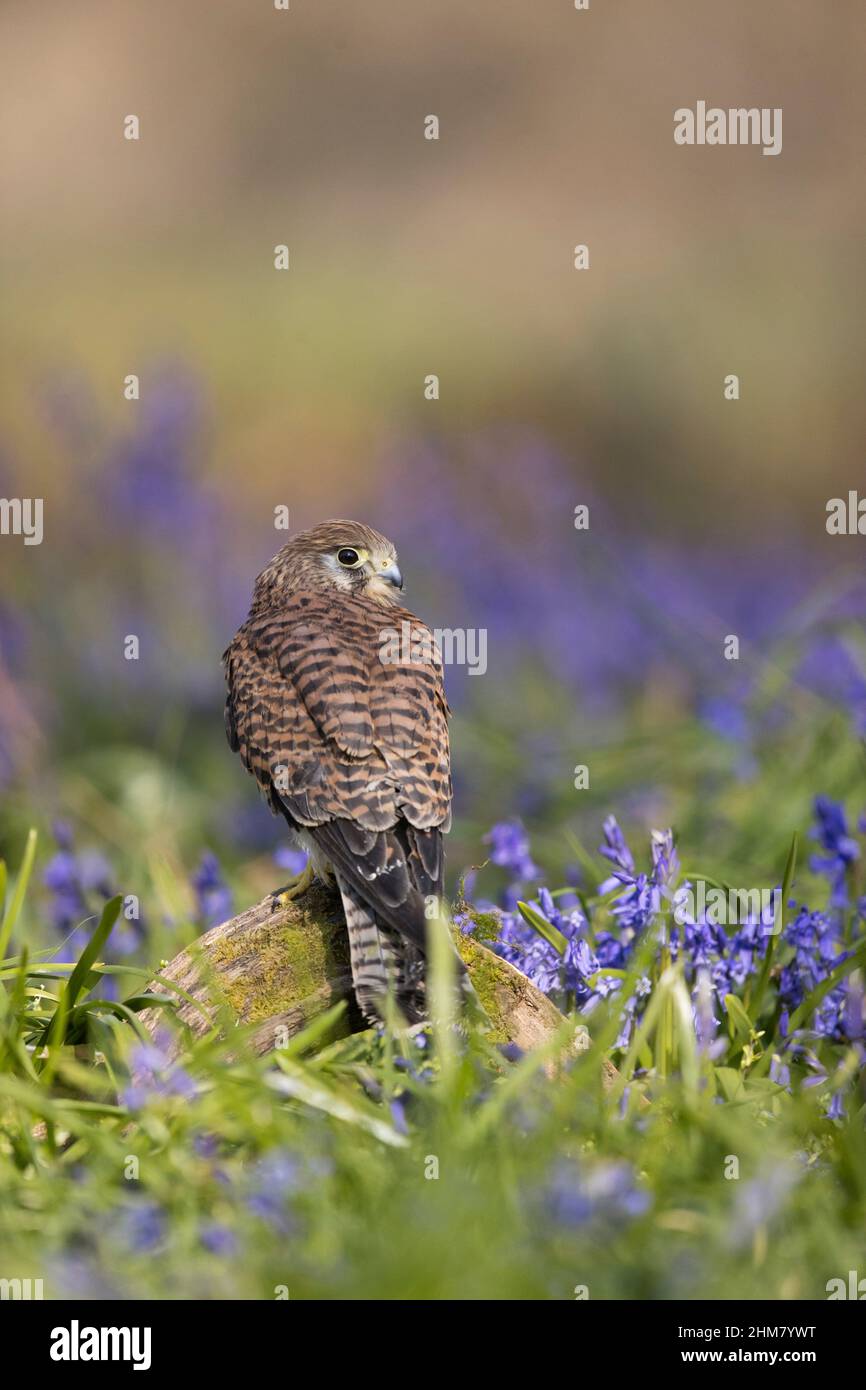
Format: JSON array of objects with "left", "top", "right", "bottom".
[{"left": 141, "top": 884, "right": 617, "bottom": 1087}]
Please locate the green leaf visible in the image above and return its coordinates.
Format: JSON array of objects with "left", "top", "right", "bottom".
[
  {"left": 748, "top": 831, "right": 798, "bottom": 1020},
  {"left": 714, "top": 1067, "right": 747, "bottom": 1102},
  {"left": 65, "top": 999, "right": 152, "bottom": 1045},
  {"left": 120, "top": 992, "right": 178, "bottom": 1014},
  {"left": 724, "top": 994, "right": 755, "bottom": 1041},
  {"left": 585, "top": 968, "right": 626, "bottom": 985},
  {"left": 278, "top": 1001, "right": 348, "bottom": 1059},
  {"left": 0, "top": 829, "right": 37, "bottom": 960},
  {"left": 62, "top": 896, "right": 124, "bottom": 1010},
  {"left": 41, "top": 895, "right": 123, "bottom": 1054},
  {"left": 267, "top": 1060, "right": 409, "bottom": 1147},
  {"left": 516, "top": 900, "right": 567, "bottom": 956}
]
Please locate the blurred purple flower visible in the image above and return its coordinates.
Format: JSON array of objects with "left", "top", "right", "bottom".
[
  {"left": 192, "top": 851, "right": 232, "bottom": 927},
  {"left": 728, "top": 1163, "right": 799, "bottom": 1249},
  {"left": 809, "top": 796, "right": 859, "bottom": 909},
  {"left": 123, "top": 1035, "right": 198, "bottom": 1110},
  {"left": 483, "top": 821, "right": 540, "bottom": 882},
  {"left": 43, "top": 822, "right": 143, "bottom": 964},
  {"left": 200, "top": 1223, "right": 239, "bottom": 1256},
  {"left": 118, "top": 1200, "right": 167, "bottom": 1254},
  {"left": 274, "top": 846, "right": 309, "bottom": 876},
  {"left": 540, "top": 1160, "right": 650, "bottom": 1228}
]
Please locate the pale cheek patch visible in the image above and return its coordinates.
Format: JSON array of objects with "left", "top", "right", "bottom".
[
  {"left": 320, "top": 555, "right": 355, "bottom": 591},
  {"left": 365, "top": 575, "right": 400, "bottom": 602}
]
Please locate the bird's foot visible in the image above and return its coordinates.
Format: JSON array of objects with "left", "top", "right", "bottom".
[{"left": 270, "top": 860, "right": 316, "bottom": 909}]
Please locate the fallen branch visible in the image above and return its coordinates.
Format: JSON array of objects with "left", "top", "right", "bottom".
[{"left": 141, "top": 884, "right": 617, "bottom": 1087}]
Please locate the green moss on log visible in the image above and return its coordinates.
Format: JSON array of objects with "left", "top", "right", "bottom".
[
  {"left": 142, "top": 889, "right": 592, "bottom": 1073},
  {"left": 456, "top": 934, "right": 511, "bottom": 1043},
  {"left": 463, "top": 910, "right": 502, "bottom": 944},
  {"left": 203, "top": 888, "right": 352, "bottom": 1026}
]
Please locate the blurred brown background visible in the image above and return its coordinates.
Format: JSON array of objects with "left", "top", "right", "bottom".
[{"left": 2, "top": 0, "right": 864, "bottom": 542}]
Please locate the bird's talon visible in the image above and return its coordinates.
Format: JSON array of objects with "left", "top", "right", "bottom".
[{"left": 271, "top": 860, "right": 315, "bottom": 908}]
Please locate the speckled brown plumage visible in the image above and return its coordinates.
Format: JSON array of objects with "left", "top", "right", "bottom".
[{"left": 223, "top": 520, "right": 455, "bottom": 1023}]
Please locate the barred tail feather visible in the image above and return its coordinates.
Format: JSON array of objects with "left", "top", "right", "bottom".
[{"left": 336, "top": 873, "right": 426, "bottom": 1026}]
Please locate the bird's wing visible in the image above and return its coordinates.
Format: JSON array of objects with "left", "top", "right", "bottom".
[{"left": 223, "top": 591, "right": 452, "bottom": 950}]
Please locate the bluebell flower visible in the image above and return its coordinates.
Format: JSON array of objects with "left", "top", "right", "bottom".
[
  {"left": 192, "top": 851, "right": 232, "bottom": 928},
  {"left": 843, "top": 976, "right": 865, "bottom": 1042},
  {"left": 494, "top": 886, "right": 599, "bottom": 1006},
  {"left": 43, "top": 823, "right": 143, "bottom": 963},
  {"left": 200, "top": 1223, "right": 239, "bottom": 1256},
  {"left": 389, "top": 1097, "right": 410, "bottom": 1136},
  {"left": 118, "top": 1201, "right": 166, "bottom": 1254},
  {"left": 474, "top": 804, "right": 866, "bottom": 1075},
  {"left": 483, "top": 821, "right": 540, "bottom": 882},
  {"left": 650, "top": 828, "right": 679, "bottom": 890},
  {"left": 724, "top": 919, "right": 769, "bottom": 991},
  {"left": 809, "top": 796, "right": 859, "bottom": 909},
  {"left": 274, "top": 846, "right": 309, "bottom": 876},
  {"left": 728, "top": 1163, "right": 799, "bottom": 1248},
  {"left": 245, "top": 1150, "right": 332, "bottom": 1233},
  {"left": 540, "top": 1160, "right": 649, "bottom": 1228},
  {"left": 122, "top": 1035, "right": 198, "bottom": 1109},
  {"left": 779, "top": 906, "right": 848, "bottom": 1036},
  {"left": 693, "top": 968, "right": 725, "bottom": 1059},
  {"left": 615, "top": 975, "right": 652, "bottom": 1050},
  {"left": 43, "top": 846, "right": 88, "bottom": 945},
  {"left": 699, "top": 695, "right": 750, "bottom": 742},
  {"left": 770, "top": 1054, "right": 791, "bottom": 1089},
  {"left": 598, "top": 816, "right": 635, "bottom": 877}
]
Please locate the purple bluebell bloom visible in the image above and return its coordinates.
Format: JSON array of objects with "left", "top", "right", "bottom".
[
  {"left": 540, "top": 1160, "right": 650, "bottom": 1228},
  {"left": 122, "top": 1035, "right": 198, "bottom": 1110},
  {"left": 43, "top": 823, "right": 143, "bottom": 966},
  {"left": 118, "top": 1201, "right": 166, "bottom": 1254},
  {"left": 200, "top": 1223, "right": 239, "bottom": 1256},
  {"left": 483, "top": 821, "right": 540, "bottom": 882},
  {"left": 809, "top": 796, "right": 859, "bottom": 909},
  {"left": 274, "top": 846, "right": 309, "bottom": 876},
  {"left": 192, "top": 851, "right": 232, "bottom": 927},
  {"left": 728, "top": 1163, "right": 799, "bottom": 1249},
  {"left": 470, "top": 801, "right": 866, "bottom": 1073}
]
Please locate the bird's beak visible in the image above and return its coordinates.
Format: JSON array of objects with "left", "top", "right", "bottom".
[{"left": 378, "top": 562, "right": 403, "bottom": 591}]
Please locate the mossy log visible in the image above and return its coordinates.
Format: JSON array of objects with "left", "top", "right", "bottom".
[{"left": 142, "top": 885, "right": 617, "bottom": 1087}]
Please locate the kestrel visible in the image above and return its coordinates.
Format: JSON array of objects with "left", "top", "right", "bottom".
[{"left": 223, "top": 520, "right": 459, "bottom": 1025}]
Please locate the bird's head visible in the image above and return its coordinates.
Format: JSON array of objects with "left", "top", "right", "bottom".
[{"left": 253, "top": 520, "right": 404, "bottom": 609}]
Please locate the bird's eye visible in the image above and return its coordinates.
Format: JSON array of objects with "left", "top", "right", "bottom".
[{"left": 337, "top": 548, "right": 362, "bottom": 568}]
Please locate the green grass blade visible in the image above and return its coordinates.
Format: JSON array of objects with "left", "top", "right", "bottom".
[
  {"left": 0, "top": 829, "right": 37, "bottom": 960},
  {"left": 748, "top": 831, "right": 798, "bottom": 1020},
  {"left": 516, "top": 900, "right": 567, "bottom": 955},
  {"left": 41, "top": 894, "right": 123, "bottom": 1054}
]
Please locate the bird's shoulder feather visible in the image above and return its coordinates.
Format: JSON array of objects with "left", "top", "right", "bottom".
[{"left": 223, "top": 590, "right": 451, "bottom": 833}]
